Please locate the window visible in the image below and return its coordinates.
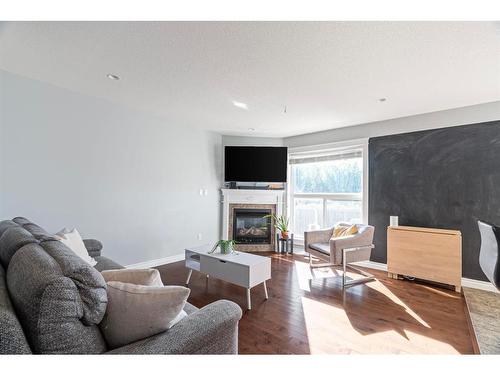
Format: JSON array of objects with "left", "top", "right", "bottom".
[{"left": 288, "top": 142, "right": 367, "bottom": 239}]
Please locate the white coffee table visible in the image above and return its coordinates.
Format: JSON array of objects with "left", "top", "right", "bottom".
[{"left": 185, "top": 244, "right": 271, "bottom": 310}]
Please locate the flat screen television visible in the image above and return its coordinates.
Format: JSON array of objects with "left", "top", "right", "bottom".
[{"left": 224, "top": 146, "right": 288, "bottom": 182}]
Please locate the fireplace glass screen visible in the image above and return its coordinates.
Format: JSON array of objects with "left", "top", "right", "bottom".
[{"left": 233, "top": 209, "right": 272, "bottom": 244}]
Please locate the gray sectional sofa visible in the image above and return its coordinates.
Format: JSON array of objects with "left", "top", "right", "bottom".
[{"left": 0, "top": 217, "right": 242, "bottom": 354}]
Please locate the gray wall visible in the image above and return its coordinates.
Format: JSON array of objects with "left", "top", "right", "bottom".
[
  {"left": 0, "top": 70, "right": 222, "bottom": 266},
  {"left": 284, "top": 101, "right": 500, "bottom": 147}
]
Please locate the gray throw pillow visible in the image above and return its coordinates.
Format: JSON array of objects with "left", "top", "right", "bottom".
[{"left": 99, "top": 281, "right": 190, "bottom": 349}]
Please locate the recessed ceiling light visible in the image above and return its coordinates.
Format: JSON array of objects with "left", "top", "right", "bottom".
[
  {"left": 107, "top": 74, "right": 120, "bottom": 81},
  {"left": 232, "top": 100, "right": 248, "bottom": 110},
  {"left": 378, "top": 97, "right": 387, "bottom": 102},
  {"left": 248, "top": 128, "right": 255, "bottom": 132}
]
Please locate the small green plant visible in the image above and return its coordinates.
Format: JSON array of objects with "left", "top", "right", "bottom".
[
  {"left": 209, "top": 239, "right": 237, "bottom": 254},
  {"left": 264, "top": 214, "right": 290, "bottom": 238}
]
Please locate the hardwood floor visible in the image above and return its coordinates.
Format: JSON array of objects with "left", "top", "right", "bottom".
[{"left": 157, "top": 252, "right": 473, "bottom": 354}]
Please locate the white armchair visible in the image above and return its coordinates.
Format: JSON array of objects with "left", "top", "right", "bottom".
[{"left": 304, "top": 223, "right": 375, "bottom": 287}]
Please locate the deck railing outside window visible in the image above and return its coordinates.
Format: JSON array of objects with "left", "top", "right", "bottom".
[{"left": 288, "top": 147, "right": 364, "bottom": 240}]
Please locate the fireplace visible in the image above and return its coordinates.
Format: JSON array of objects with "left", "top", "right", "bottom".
[
  {"left": 223, "top": 190, "right": 284, "bottom": 252},
  {"left": 232, "top": 209, "right": 272, "bottom": 244}
]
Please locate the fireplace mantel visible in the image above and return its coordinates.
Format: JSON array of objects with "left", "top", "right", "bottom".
[{"left": 221, "top": 189, "right": 286, "bottom": 251}]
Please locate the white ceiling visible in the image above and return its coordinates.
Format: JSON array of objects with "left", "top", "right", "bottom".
[{"left": 1, "top": 21, "right": 499, "bottom": 137}]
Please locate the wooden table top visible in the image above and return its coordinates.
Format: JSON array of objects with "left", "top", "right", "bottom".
[{"left": 388, "top": 225, "right": 461, "bottom": 236}]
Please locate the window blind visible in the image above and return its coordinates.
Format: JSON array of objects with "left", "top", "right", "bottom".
[{"left": 289, "top": 149, "right": 362, "bottom": 165}]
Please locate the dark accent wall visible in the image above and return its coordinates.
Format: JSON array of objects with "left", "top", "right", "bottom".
[{"left": 368, "top": 120, "right": 500, "bottom": 281}]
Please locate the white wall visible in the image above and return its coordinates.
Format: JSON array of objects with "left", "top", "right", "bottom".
[
  {"left": 222, "top": 135, "right": 284, "bottom": 147},
  {"left": 223, "top": 102, "right": 500, "bottom": 150},
  {"left": 284, "top": 101, "right": 500, "bottom": 147},
  {"left": 0, "top": 70, "right": 222, "bottom": 266}
]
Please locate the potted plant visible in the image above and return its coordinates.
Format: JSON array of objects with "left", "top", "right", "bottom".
[
  {"left": 208, "top": 239, "right": 237, "bottom": 254},
  {"left": 264, "top": 214, "right": 290, "bottom": 239}
]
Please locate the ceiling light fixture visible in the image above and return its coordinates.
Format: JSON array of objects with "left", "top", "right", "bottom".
[
  {"left": 232, "top": 100, "right": 248, "bottom": 110},
  {"left": 378, "top": 98, "right": 387, "bottom": 102},
  {"left": 107, "top": 74, "right": 120, "bottom": 81}
]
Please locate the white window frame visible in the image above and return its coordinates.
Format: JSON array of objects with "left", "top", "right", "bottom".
[{"left": 287, "top": 138, "right": 369, "bottom": 242}]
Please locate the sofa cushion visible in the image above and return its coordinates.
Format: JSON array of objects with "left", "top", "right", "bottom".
[
  {"left": 83, "top": 238, "right": 103, "bottom": 257},
  {"left": 37, "top": 277, "right": 107, "bottom": 353},
  {"left": 22, "top": 222, "right": 57, "bottom": 241},
  {"left": 7, "top": 242, "right": 108, "bottom": 353},
  {"left": 94, "top": 256, "right": 124, "bottom": 272},
  {"left": 0, "top": 220, "right": 18, "bottom": 238},
  {"left": 40, "top": 240, "right": 108, "bottom": 324},
  {"left": 12, "top": 217, "right": 32, "bottom": 226},
  {"left": 0, "top": 263, "right": 31, "bottom": 354},
  {"left": 0, "top": 226, "right": 38, "bottom": 267}
]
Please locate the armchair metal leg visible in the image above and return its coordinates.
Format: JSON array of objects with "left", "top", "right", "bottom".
[
  {"left": 308, "top": 253, "right": 335, "bottom": 269},
  {"left": 341, "top": 248, "right": 375, "bottom": 287},
  {"left": 340, "top": 245, "right": 376, "bottom": 288},
  {"left": 342, "top": 264, "right": 375, "bottom": 287},
  {"left": 308, "top": 249, "right": 375, "bottom": 287},
  {"left": 310, "top": 262, "right": 336, "bottom": 269},
  {"left": 342, "top": 259, "right": 347, "bottom": 286}
]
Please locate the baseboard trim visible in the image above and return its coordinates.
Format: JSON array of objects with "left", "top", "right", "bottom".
[
  {"left": 354, "top": 260, "right": 498, "bottom": 293},
  {"left": 126, "top": 253, "right": 184, "bottom": 269},
  {"left": 126, "top": 255, "right": 498, "bottom": 292},
  {"left": 353, "top": 260, "right": 387, "bottom": 271},
  {"left": 461, "top": 277, "right": 499, "bottom": 293}
]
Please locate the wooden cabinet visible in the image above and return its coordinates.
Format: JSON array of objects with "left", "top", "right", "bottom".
[{"left": 387, "top": 226, "right": 462, "bottom": 292}]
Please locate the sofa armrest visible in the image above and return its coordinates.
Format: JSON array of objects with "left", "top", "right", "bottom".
[
  {"left": 107, "top": 300, "right": 243, "bottom": 354},
  {"left": 304, "top": 228, "right": 334, "bottom": 251},
  {"left": 83, "top": 239, "right": 103, "bottom": 258}
]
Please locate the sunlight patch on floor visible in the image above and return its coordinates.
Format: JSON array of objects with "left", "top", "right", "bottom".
[
  {"left": 402, "top": 329, "right": 461, "bottom": 354},
  {"left": 294, "top": 260, "right": 344, "bottom": 292},
  {"left": 366, "top": 280, "right": 431, "bottom": 329},
  {"left": 295, "top": 260, "right": 437, "bottom": 331},
  {"left": 419, "top": 284, "right": 462, "bottom": 298},
  {"left": 300, "top": 295, "right": 405, "bottom": 354},
  {"left": 300, "top": 296, "right": 459, "bottom": 354}
]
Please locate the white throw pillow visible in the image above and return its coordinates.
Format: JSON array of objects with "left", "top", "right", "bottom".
[
  {"left": 100, "top": 281, "right": 190, "bottom": 349},
  {"left": 56, "top": 228, "right": 97, "bottom": 266},
  {"left": 101, "top": 268, "right": 164, "bottom": 286}
]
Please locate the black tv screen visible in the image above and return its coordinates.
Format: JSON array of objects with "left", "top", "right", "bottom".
[{"left": 224, "top": 146, "right": 288, "bottom": 182}]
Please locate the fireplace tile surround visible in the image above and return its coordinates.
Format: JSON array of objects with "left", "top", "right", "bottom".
[{"left": 221, "top": 189, "right": 286, "bottom": 252}]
